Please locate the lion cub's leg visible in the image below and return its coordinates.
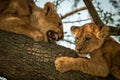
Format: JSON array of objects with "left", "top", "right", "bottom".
[
  {"left": 0, "top": 14, "right": 43, "bottom": 41},
  {"left": 55, "top": 56, "right": 109, "bottom": 77},
  {"left": 110, "top": 53, "right": 120, "bottom": 80}
]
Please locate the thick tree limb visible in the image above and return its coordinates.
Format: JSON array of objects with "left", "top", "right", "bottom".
[
  {"left": 61, "top": 6, "right": 87, "bottom": 19},
  {"left": 0, "top": 30, "right": 116, "bottom": 80}
]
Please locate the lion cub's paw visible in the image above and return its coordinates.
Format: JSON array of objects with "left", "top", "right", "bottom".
[
  {"left": 55, "top": 57, "right": 72, "bottom": 73},
  {"left": 30, "top": 31, "right": 44, "bottom": 41}
]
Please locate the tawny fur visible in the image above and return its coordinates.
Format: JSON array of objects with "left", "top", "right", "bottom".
[
  {"left": 0, "top": 0, "right": 63, "bottom": 42},
  {"left": 55, "top": 23, "right": 120, "bottom": 79}
]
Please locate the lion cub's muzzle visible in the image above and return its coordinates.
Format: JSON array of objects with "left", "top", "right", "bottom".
[
  {"left": 47, "top": 30, "right": 63, "bottom": 42},
  {"left": 75, "top": 47, "right": 89, "bottom": 58}
]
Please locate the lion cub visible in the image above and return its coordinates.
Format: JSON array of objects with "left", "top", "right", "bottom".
[
  {"left": 0, "top": 0, "right": 63, "bottom": 42},
  {"left": 55, "top": 23, "right": 120, "bottom": 79}
]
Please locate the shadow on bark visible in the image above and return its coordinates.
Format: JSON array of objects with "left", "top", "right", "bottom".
[{"left": 0, "top": 30, "right": 116, "bottom": 80}]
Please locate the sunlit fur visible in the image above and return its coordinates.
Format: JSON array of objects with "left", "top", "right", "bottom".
[
  {"left": 55, "top": 23, "right": 120, "bottom": 79},
  {"left": 0, "top": 0, "right": 63, "bottom": 42}
]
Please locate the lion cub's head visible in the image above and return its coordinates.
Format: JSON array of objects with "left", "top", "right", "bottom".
[
  {"left": 71, "top": 23, "right": 109, "bottom": 57},
  {"left": 31, "top": 2, "right": 63, "bottom": 42}
]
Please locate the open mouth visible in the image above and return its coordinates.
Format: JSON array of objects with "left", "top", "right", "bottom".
[{"left": 47, "top": 30, "right": 59, "bottom": 42}]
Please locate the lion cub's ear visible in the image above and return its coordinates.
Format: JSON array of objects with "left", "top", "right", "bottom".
[
  {"left": 71, "top": 26, "right": 80, "bottom": 36},
  {"left": 44, "top": 2, "right": 55, "bottom": 16},
  {"left": 97, "top": 26, "right": 109, "bottom": 39}
]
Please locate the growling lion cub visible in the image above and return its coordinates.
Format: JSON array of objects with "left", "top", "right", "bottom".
[
  {"left": 55, "top": 23, "right": 120, "bottom": 79},
  {"left": 0, "top": 0, "right": 63, "bottom": 42}
]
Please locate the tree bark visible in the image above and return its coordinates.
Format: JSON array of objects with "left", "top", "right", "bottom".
[
  {"left": 108, "top": 26, "right": 120, "bottom": 36},
  {"left": 0, "top": 30, "right": 116, "bottom": 80},
  {"left": 83, "top": 0, "right": 104, "bottom": 28}
]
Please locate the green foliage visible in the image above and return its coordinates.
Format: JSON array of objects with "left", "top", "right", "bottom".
[
  {"left": 53, "top": 0, "right": 65, "bottom": 10},
  {"left": 96, "top": 2, "right": 116, "bottom": 24},
  {"left": 109, "top": 0, "right": 120, "bottom": 9},
  {"left": 103, "top": 12, "right": 115, "bottom": 24},
  {"left": 109, "top": 0, "right": 120, "bottom": 26}
]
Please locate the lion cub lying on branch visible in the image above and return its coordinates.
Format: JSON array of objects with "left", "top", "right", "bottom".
[
  {"left": 55, "top": 23, "right": 120, "bottom": 79},
  {"left": 0, "top": 0, "right": 63, "bottom": 42}
]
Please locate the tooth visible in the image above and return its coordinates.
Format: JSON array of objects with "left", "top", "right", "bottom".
[{"left": 55, "top": 34, "right": 58, "bottom": 40}]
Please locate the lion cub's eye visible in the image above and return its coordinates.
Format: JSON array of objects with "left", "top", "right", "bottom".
[
  {"left": 58, "top": 22, "right": 62, "bottom": 27},
  {"left": 84, "top": 37, "right": 91, "bottom": 43},
  {"left": 59, "top": 22, "right": 62, "bottom": 26}
]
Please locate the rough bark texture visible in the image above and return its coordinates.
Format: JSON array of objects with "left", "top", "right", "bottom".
[{"left": 0, "top": 30, "right": 116, "bottom": 80}]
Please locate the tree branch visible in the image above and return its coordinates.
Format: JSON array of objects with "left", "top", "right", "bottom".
[
  {"left": 0, "top": 30, "right": 116, "bottom": 80},
  {"left": 63, "top": 18, "right": 90, "bottom": 23},
  {"left": 83, "top": 0, "right": 104, "bottom": 28},
  {"left": 108, "top": 26, "right": 120, "bottom": 36},
  {"left": 61, "top": 6, "right": 87, "bottom": 19}
]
